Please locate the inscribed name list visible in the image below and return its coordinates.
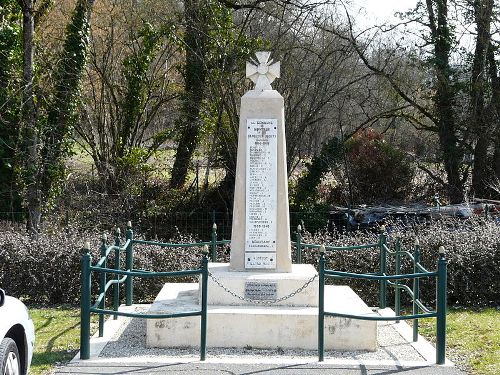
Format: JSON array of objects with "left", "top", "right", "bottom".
[{"left": 245, "top": 118, "right": 278, "bottom": 269}]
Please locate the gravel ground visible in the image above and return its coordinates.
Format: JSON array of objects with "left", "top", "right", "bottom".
[{"left": 100, "top": 306, "right": 425, "bottom": 362}]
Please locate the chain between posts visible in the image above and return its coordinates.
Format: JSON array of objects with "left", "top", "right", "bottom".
[{"left": 208, "top": 272, "right": 318, "bottom": 305}]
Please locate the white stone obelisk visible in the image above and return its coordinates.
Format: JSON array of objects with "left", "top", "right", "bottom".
[
  {"left": 147, "top": 53, "right": 377, "bottom": 354},
  {"left": 230, "top": 52, "right": 292, "bottom": 272}
]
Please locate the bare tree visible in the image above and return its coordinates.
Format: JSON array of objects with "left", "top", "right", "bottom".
[
  {"left": 75, "top": 0, "right": 181, "bottom": 192},
  {"left": 15, "top": 0, "right": 96, "bottom": 233}
]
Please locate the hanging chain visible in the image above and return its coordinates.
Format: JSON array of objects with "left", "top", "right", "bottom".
[{"left": 208, "top": 271, "right": 318, "bottom": 305}]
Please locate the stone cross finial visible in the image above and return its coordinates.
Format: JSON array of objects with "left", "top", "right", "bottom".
[{"left": 246, "top": 51, "right": 280, "bottom": 91}]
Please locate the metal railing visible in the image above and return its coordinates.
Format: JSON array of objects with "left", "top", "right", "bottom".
[
  {"left": 80, "top": 222, "right": 447, "bottom": 363},
  {"left": 312, "top": 227, "right": 447, "bottom": 364},
  {"left": 79, "top": 222, "right": 229, "bottom": 361}
]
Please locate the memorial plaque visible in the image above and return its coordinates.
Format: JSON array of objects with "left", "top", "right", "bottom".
[
  {"left": 244, "top": 281, "right": 278, "bottom": 300},
  {"left": 245, "top": 118, "right": 278, "bottom": 269}
]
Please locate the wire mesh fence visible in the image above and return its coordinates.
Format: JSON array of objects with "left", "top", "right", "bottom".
[
  {"left": 139, "top": 211, "right": 333, "bottom": 241},
  {"left": 0, "top": 210, "right": 333, "bottom": 241},
  {"left": 0, "top": 212, "right": 25, "bottom": 222}
]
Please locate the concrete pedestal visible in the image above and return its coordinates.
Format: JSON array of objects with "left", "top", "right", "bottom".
[
  {"left": 207, "top": 263, "right": 318, "bottom": 306},
  {"left": 146, "top": 55, "right": 377, "bottom": 352},
  {"left": 146, "top": 280, "right": 377, "bottom": 351}
]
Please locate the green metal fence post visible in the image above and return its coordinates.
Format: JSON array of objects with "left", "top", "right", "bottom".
[
  {"left": 200, "top": 245, "right": 209, "bottom": 361},
  {"left": 126, "top": 221, "right": 134, "bottom": 306},
  {"left": 211, "top": 223, "right": 217, "bottom": 263},
  {"left": 113, "top": 228, "right": 121, "bottom": 319},
  {"left": 395, "top": 235, "right": 401, "bottom": 323},
  {"left": 318, "top": 245, "right": 326, "bottom": 362},
  {"left": 80, "top": 242, "right": 92, "bottom": 360},
  {"left": 378, "top": 226, "right": 387, "bottom": 309},
  {"left": 434, "top": 194, "right": 441, "bottom": 211},
  {"left": 98, "top": 234, "right": 107, "bottom": 337},
  {"left": 436, "top": 246, "right": 448, "bottom": 364},
  {"left": 296, "top": 225, "right": 302, "bottom": 264},
  {"left": 412, "top": 238, "right": 420, "bottom": 342}
]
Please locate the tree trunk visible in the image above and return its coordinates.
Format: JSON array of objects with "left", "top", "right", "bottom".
[
  {"left": 169, "top": 0, "right": 208, "bottom": 188},
  {"left": 428, "top": 0, "right": 464, "bottom": 203},
  {"left": 40, "top": 0, "right": 96, "bottom": 196},
  {"left": 19, "top": 0, "right": 41, "bottom": 233},
  {"left": 470, "top": 0, "right": 494, "bottom": 198},
  {"left": 18, "top": 0, "right": 96, "bottom": 233},
  {"left": 488, "top": 47, "right": 500, "bottom": 186}
]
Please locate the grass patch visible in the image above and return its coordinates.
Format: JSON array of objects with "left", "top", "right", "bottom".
[
  {"left": 418, "top": 307, "right": 499, "bottom": 375},
  {"left": 29, "top": 306, "right": 97, "bottom": 375},
  {"left": 28, "top": 306, "right": 498, "bottom": 375}
]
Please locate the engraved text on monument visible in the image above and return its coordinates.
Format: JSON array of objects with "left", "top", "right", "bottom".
[{"left": 245, "top": 118, "right": 278, "bottom": 269}]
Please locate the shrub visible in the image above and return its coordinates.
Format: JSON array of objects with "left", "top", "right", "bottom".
[
  {"left": 0, "top": 226, "right": 88, "bottom": 304},
  {"left": 0, "top": 224, "right": 229, "bottom": 304},
  {"left": 0, "top": 217, "right": 498, "bottom": 307},
  {"left": 299, "top": 217, "right": 500, "bottom": 307},
  {"left": 333, "top": 129, "right": 415, "bottom": 204}
]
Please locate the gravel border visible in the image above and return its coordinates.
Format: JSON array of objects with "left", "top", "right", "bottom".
[{"left": 99, "top": 305, "right": 426, "bottom": 363}]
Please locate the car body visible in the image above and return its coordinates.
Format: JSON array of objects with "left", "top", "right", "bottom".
[{"left": 0, "top": 289, "right": 35, "bottom": 375}]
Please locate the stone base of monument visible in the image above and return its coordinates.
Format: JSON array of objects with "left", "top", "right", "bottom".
[
  {"left": 146, "top": 265, "right": 377, "bottom": 351},
  {"left": 207, "top": 263, "right": 318, "bottom": 306}
]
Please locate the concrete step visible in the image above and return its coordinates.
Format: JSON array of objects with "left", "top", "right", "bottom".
[
  {"left": 206, "top": 263, "right": 318, "bottom": 307},
  {"left": 146, "top": 283, "right": 377, "bottom": 351}
]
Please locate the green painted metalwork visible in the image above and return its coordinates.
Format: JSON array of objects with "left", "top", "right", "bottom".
[
  {"left": 318, "top": 245, "right": 325, "bottom": 362},
  {"left": 387, "top": 279, "right": 413, "bottom": 295},
  {"left": 318, "top": 236, "right": 447, "bottom": 364},
  {"left": 80, "top": 223, "right": 211, "bottom": 361},
  {"left": 413, "top": 241, "right": 420, "bottom": 342},
  {"left": 98, "top": 235, "right": 106, "bottom": 337},
  {"left": 382, "top": 243, "right": 396, "bottom": 255},
  {"left": 132, "top": 239, "right": 212, "bottom": 248},
  {"left": 94, "top": 240, "right": 131, "bottom": 268},
  {"left": 378, "top": 228, "right": 387, "bottom": 309},
  {"left": 90, "top": 307, "right": 202, "bottom": 319},
  {"left": 436, "top": 247, "right": 448, "bottom": 364},
  {"left": 200, "top": 246, "right": 209, "bottom": 360},
  {"left": 298, "top": 243, "right": 379, "bottom": 251},
  {"left": 89, "top": 266, "right": 202, "bottom": 277},
  {"left": 80, "top": 245, "right": 91, "bottom": 360},
  {"left": 113, "top": 229, "right": 120, "bottom": 320},
  {"left": 323, "top": 311, "right": 437, "bottom": 321},
  {"left": 79, "top": 220, "right": 448, "bottom": 364},
  {"left": 395, "top": 237, "right": 401, "bottom": 323},
  {"left": 92, "top": 276, "right": 127, "bottom": 309},
  {"left": 323, "top": 270, "right": 437, "bottom": 280},
  {"left": 296, "top": 225, "right": 302, "bottom": 263},
  {"left": 126, "top": 222, "right": 134, "bottom": 306},
  {"left": 211, "top": 224, "right": 217, "bottom": 262},
  {"left": 414, "top": 298, "right": 432, "bottom": 314}
]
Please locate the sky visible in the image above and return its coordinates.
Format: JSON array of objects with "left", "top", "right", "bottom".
[
  {"left": 349, "top": 0, "right": 481, "bottom": 51},
  {"left": 350, "top": 0, "right": 418, "bottom": 27}
]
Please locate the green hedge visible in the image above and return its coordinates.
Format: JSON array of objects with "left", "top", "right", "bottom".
[
  {"left": 0, "top": 218, "right": 498, "bottom": 307},
  {"left": 298, "top": 217, "right": 500, "bottom": 307}
]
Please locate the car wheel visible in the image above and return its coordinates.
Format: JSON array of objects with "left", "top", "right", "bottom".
[{"left": 0, "top": 338, "right": 21, "bottom": 375}]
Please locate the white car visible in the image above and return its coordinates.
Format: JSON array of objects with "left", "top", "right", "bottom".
[{"left": 0, "top": 289, "right": 35, "bottom": 375}]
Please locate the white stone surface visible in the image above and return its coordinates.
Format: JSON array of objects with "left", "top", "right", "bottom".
[
  {"left": 245, "top": 118, "right": 278, "bottom": 269},
  {"left": 246, "top": 51, "right": 280, "bottom": 91},
  {"left": 206, "top": 263, "right": 318, "bottom": 307},
  {"left": 146, "top": 283, "right": 377, "bottom": 351},
  {"left": 231, "top": 89, "right": 291, "bottom": 272}
]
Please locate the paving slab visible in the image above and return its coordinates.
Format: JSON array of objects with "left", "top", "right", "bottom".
[{"left": 56, "top": 361, "right": 466, "bottom": 375}]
